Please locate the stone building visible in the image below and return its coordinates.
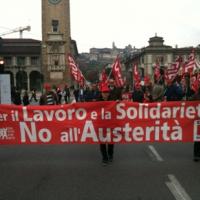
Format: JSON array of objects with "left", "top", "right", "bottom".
[
  {"left": 0, "top": 37, "right": 78, "bottom": 91},
  {"left": 123, "top": 35, "right": 200, "bottom": 84},
  {"left": 0, "top": 38, "right": 42, "bottom": 91}
]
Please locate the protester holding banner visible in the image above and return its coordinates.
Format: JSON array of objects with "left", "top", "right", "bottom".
[
  {"left": 189, "top": 86, "right": 200, "bottom": 161},
  {"left": 108, "top": 79, "right": 122, "bottom": 101},
  {"left": 98, "top": 82, "right": 115, "bottom": 165},
  {"left": 164, "top": 76, "right": 184, "bottom": 101},
  {"left": 132, "top": 82, "right": 144, "bottom": 103}
]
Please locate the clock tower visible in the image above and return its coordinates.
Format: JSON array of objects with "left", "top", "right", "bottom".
[{"left": 42, "top": 0, "right": 71, "bottom": 86}]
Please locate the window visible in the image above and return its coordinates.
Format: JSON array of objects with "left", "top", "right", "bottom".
[
  {"left": 17, "top": 56, "right": 25, "bottom": 66},
  {"left": 4, "top": 57, "right": 12, "bottom": 65},
  {"left": 160, "top": 56, "right": 164, "bottom": 65},
  {"left": 31, "top": 57, "right": 39, "bottom": 65},
  {"left": 52, "top": 20, "right": 59, "bottom": 32},
  {"left": 155, "top": 56, "right": 164, "bottom": 65},
  {"left": 52, "top": 55, "right": 59, "bottom": 66}
]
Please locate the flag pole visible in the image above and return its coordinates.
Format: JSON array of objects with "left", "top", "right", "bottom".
[{"left": 106, "top": 65, "right": 113, "bottom": 82}]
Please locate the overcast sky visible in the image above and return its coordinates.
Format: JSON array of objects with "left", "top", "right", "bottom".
[{"left": 0, "top": 0, "right": 200, "bottom": 53}]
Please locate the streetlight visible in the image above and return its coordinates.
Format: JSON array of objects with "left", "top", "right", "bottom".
[{"left": 0, "top": 58, "right": 4, "bottom": 73}]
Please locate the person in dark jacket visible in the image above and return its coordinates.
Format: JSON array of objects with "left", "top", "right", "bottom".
[
  {"left": 98, "top": 83, "right": 115, "bottom": 166},
  {"left": 84, "top": 83, "right": 100, "bottom": 102},
  {"left": 132, "top": 82, "right": 144, "bottom": 102},
  {"left": 190, "top": 87, "right": 200, "bottom": 161},
  {"left": 108, "top": 79, "right": 122, "bottom": 101},
  {"left": 22, "top": 90, "right": 30, "bottom": 106},
  {"left": 90, "top": 83, "right": 100, "bottom": 101},
  {"left": 63, "top": 84, "right": 70, "bottom": 103},
  {"left": 56, "top": 87, "right": 62, "bottom": 104},
  {"left": 13, "top": 89, "right": 22, "bottom": 105},
  {"left": 73, "top": 88, "right": 79, "bottom": 102},
  {"left": 164, "top": 76, "right": 184, "bottom": 101}
]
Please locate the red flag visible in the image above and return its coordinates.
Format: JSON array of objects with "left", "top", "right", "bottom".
[
  {"left": 181, "top": 75, "right": 186, "bottom": 92},
  {"left": 67, "top": 54, "right": 85, "bottom": 86},
  {"left": 165, "top": 56, "right": 182, "bottom": 81},
  {"left": 184, "top": 49, "right": 196, "bottom": 74},
  {"left": 180, "top": 62, "right": 186, "bottom": 77},
  {"left": 132, "top": 64, "right": 141, "bottom": 88},
  {"left": 77, "top": 71, "right": 85, "bottom": 87},
  {"left": 99, "top": 68, "right": 108, "bottom": 91},
  {"left": 191, "top": 74, "right": 199, "bottom": 94},
  {"left": 192, "top": 80, "right": 199, "bottom": 94},
  {"left": 133, "top": 64, "right": 140, "bottom": 82},
  {"left": 100, "top": 68, "right": 108, "bottom": 83},
  {"left": 111, "top": 57, "right": 125, "bottom": 88}
]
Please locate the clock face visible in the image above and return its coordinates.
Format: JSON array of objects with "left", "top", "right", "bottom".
[{"left": 48, "top": 0, "right": 62, "bottom": 5}]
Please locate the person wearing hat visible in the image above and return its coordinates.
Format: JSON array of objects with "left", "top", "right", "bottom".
[
  {"left": 39, "top": 83, "right": 58, "bottom": 105},
  {"left": 98, "top": 83, "right": 115, "bottom": 165}
]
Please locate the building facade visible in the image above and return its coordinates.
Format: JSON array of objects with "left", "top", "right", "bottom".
[
  {"left": 123, "top": 35, "right": 200, "bottom": 84},
  {"left": 0, "top": 38, "right": 43, "bottom": 91},
  {"left": 42, "top": 0, "right": 72, "bottom": 86}
]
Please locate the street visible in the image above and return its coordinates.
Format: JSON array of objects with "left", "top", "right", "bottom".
[{"left": 0, "top": 143, "right": 199, "bottom": 200}]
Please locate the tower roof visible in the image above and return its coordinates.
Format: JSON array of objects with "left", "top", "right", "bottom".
[{"left": 148, "top": 35, "right": 164, "bottom": 47}]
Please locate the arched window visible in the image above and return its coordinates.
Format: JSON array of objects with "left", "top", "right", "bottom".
[
  {"left": 16, "top": 71, "right": 27, "bottom": 90},
  {"left": 30, "top": 71, "right": 43, "bottom": 91}
]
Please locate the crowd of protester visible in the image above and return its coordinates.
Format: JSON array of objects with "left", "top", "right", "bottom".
[
  {"left": 10, "top": 71, "right": 200, "bottom": 163},
  {"left": 129, "top": 72, "right": 199, "bottom": 104},
  {"left": 10, "top": 71, "right": 200, "bottom": 106},
  {"left": 11, "top": 83, "right": 71, "bottom": 106}
]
